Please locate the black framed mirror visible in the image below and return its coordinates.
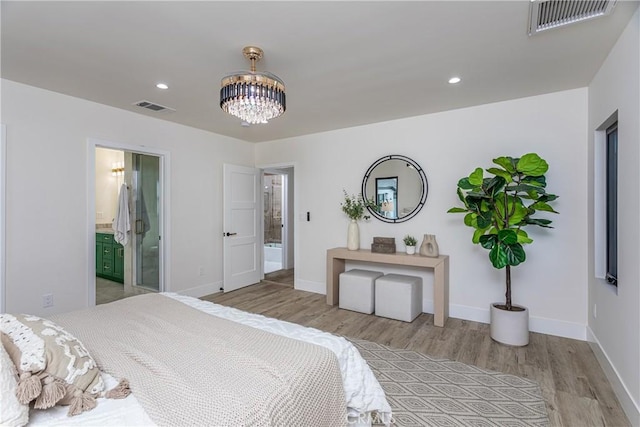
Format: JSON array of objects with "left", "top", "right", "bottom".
[{"left": 361, "top": 155, "right": 428, "bottom": 223}]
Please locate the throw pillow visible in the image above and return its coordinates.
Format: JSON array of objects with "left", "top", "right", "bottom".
[
  {"left": 0, "top": 341, "right": 29, "bottom": 426},
  {"left": 0, "top": 313, "right": 105, "bottom": 416}
]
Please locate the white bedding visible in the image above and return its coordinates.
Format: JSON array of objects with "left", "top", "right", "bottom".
[
  {"left": 28, "top": 293, "right": 391, "bottom": 426},
  {"left": 166, "top": 293, "right": 392, "bottom": 425}
]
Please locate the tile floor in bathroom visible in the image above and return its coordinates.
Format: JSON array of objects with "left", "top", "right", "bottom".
[{"left": 95, "top": 277, "right": 155, "bottom": 305}]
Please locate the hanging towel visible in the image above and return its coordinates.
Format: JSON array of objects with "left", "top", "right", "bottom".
[{"left": 112, "top": 183, "right": 130, "bottom": 246}]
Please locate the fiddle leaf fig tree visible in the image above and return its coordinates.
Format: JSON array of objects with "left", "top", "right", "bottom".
[{"left": 447, "top": 153, "right": 558, "bottom": 311}]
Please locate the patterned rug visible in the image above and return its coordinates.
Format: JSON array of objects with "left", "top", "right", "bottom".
[{"left": 351, "top": 339, "right": 550, "bottom": 427}]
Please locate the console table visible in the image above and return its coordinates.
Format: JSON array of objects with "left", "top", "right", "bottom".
[{"left": 326, "top": 247, "right": 449, "bottom": 327}]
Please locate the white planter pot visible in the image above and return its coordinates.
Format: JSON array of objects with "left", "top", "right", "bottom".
[
  {"left": 406, "top": 246, "right": 416, "bottom": 255},
  {"left": 490, "top": 303, "right": 529, "bottom": 346}
]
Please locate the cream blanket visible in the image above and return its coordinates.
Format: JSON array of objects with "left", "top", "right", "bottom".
[{"left": 51, "top": 294, "right": 347, "bottom": 427}]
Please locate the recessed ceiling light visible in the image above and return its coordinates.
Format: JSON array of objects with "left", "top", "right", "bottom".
[
  {"left": 448, "top": 77, "right": 461, "bottom": 84},
  {"left": 156, "top": 83, "right": 169, "bottom": 90}
]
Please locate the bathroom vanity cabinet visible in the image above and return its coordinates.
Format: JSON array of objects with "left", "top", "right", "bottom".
[{"left": 96, "top": 232, "right": 124, "bottom": 283}]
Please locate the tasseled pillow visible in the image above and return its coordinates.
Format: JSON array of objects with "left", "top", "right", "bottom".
[{"left": 0, "top": 313, "right": 130, "bottom": 416}]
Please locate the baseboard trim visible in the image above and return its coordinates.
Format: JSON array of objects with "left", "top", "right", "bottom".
[
  {"left": 295, "top": 279, "right": 325, "bottom": 294},
  {"left": 445, "top": 303, "right": 586, "bottom": 340},
  {"left": 175, "top": 281, "right": 222, "bottom": 298},
  {"left": 587, "top": 327, "right": 640, "bottom": 426},
  {"left": 298, "top": 282, "right": 585, "bottom": 340},
  {"left": 529, "top": 314, "right": 586, "bottom": 340}
]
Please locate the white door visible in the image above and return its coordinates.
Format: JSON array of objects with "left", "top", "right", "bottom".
[{"left": 223, "top": 164, "right": 261, "bottom": 292}]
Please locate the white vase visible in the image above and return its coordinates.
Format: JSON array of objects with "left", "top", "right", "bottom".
[
  {"left": 406, "top": 246, "right": 416, "bottom": 255},
  {"left": 490, "top": 303, "right": 529, "bottom": 346},
  {"left": 347, "top": 220, "right": 360, "bottom": 250}
]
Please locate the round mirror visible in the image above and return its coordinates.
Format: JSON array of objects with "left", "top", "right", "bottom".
[{"left": 361, "top": 155, "right": 428, "bottom": 223}]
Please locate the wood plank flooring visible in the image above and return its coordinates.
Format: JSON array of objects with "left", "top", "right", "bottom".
[{"left": 203, "top": 280, "right": 630, "bottom": 427}]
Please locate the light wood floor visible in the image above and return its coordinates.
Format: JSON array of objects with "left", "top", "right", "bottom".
[{"left": 203, "top": 279, "right": 630, "bottom": 427}]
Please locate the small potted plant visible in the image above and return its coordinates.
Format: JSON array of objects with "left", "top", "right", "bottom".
[
  {"left": 448, "top": 153, "right": 558, "bottom": 346},
  {"left": 403, "top": 235, "right": 417, "bottom": 255},
  {"left": 341, "top": 190, "right": 374, "bottom": 250}
]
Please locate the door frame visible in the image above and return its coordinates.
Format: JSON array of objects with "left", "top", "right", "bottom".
[
  {"left": 262, "top": 168, "right": 290, "bottom": 271},
  {"left": 0, "top": 125, "right": 6, "bottom": 313},
  {"left": 257, "top": 162, "right": 296, "bottom": 279},
  {"left": 87, "top": 138, "right": 170, "bottom": 306}
]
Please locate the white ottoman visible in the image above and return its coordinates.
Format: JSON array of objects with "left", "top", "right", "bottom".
[
  {"left": 375, "top": 274, "right": 423, "bottom": 322},
  {"left": 339, "top": 269, "right": 383, "bottom": 314}
]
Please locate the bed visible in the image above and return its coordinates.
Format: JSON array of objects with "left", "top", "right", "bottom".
[{"left": 1, "top": 292, "right": 392, "bottom": 427}]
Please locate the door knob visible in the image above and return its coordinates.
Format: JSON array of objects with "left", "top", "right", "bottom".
[{"left": 224, "top": 232, "right": 238, "bottom": 237}]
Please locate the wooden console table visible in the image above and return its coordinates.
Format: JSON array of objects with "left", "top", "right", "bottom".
[{"left": 326, "top": 247, "right": 449, "bottom": 327}]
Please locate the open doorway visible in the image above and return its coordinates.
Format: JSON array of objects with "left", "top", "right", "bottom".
[
  {"left": 93, "top": 145, "right": 164, "bottom": 304},
  {"left": 263, "top": 167, "right": 294, "bottom": 286}
]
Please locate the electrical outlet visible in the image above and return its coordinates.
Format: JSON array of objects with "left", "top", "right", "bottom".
[
  {"left": 42, "top": 293, "right": 53, "bottom": 308},
  {"left": 96, "top": 211, "right": 104, "bottom": 219},
  {"left": 593, "top": 303, "right": 597, "bottom": 318},
  {"left": 198, "top": 266, "right": 204, "bottom": 276}
]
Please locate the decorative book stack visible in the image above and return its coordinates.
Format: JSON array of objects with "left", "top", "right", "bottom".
[{"left": 371, "top": 237, "right": 396, "bottom": 254}]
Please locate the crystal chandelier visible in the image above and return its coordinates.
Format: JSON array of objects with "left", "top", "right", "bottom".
[{"left": 220, "top": 46, "right": 286, "bottom": 124}]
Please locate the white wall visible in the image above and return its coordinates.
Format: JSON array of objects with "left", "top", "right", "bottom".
[
  {"left": 256, "top": 88, "right": 589, "bottom": 340},
  {"left": 2, "top": 79, "right": 254, "bottom": 316},
  {"left": 587, "top": 9, "right": 640, "bottom": 424}
]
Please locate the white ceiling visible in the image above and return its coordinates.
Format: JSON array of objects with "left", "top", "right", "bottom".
[{"left": 2, "top": 1, "right": 638, "bottom": 143}]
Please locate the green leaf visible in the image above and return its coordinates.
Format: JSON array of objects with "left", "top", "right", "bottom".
[
  {"left": 456, "top": 187, "right": 466, "bottom": 204},
  {"left": 465, "top": 196, "right": 482, "bottom": 211},
  {"left": 539, "top": 193, "right": 559, "bottom": 202},
  {"left": 464, "top": 213, "right": 476, "bottom": 227},
  {"left": 525, "top": 217, "right": 554, "bottom": 228},
  {"left": 486, "top": 167, "right": 513, "bottom": 182},
  {"left": 476, "top": 211, "right": 493, "bottom": 229},
  {"left": 484, "top": 176, "right": 507, "bottom": 197},
  {"left": 495, "top": 194, "right": 528, "bottom": 225},
  {"left": 479, "top": 234, "right": 497, "bottom": 249},
  {"left": 489, "top": 244, "right": 508, "bottom": 269},
  {"left": 504, "top": 243, "right": 526, "bottom": 266},
  {"left": 492, "top": 156, "right": 517, "bottom": 174},
  {"left": 529, "top": 201, "right": 558, "bottom": 213},
  {"left": 457, "top": 177, "right": 475, "bottom": 190},
  {"left": 522, "top": 175, "right": 546, "bottom": 188},
  {"left": 497, "top": 229, "right": 518, "bottom": 244},
  {"left": 517, "top": 153, "right": 548, "bottom": 176},
  {"left": 472, "top": 228, "right": 486, "bottom": 244},
  {"left": 468, "top": 168, "right": 484, "bottom": 186},
  {"left": 516, "top": 229, "right": 533, "bottom": 244},
  {"left": 467, "top": 191, "right": 490, "bottom": 199},
  {"left": 447, "top": 207, "right": 467, "bottom": 213},
  {"left": 525, "top": 190, "right": 540, "bottom": 200},
  {"left": 489, "top": 241, "right": 526, "bottom": 269},
  {"left": 506, "top": 183, "right": 545, "bottom": 193}
]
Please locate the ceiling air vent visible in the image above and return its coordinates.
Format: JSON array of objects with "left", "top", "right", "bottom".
[
  {"left": 529, "top": 0, "right": 617, "bottom": 35},
  {"left": 133, "top": 100, "right": 175, "bottom": 113}
]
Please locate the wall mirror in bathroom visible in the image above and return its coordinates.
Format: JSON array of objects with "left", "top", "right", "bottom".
[{"left": 361, "top": 155, "right": 428, "bottom": 223}]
